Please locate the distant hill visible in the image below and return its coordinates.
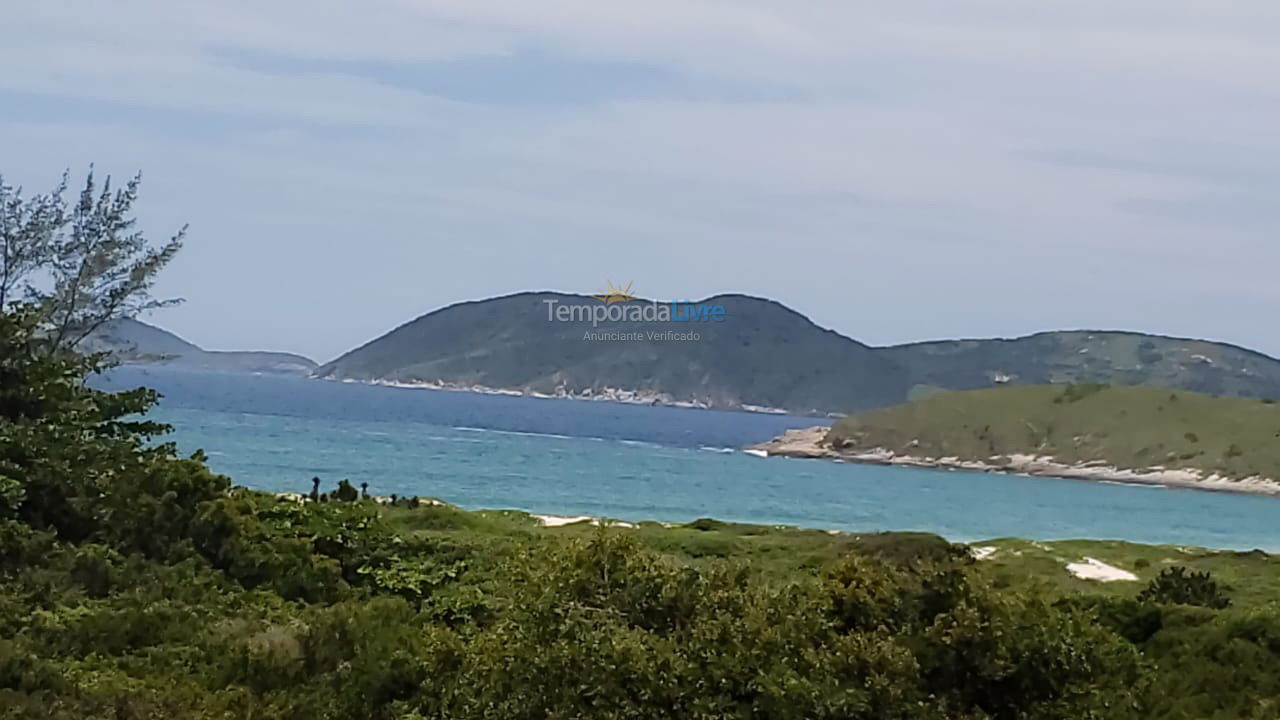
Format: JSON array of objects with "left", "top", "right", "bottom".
[
  {"left": 316, "top": 293, "right": 908, "bottom": 413},
  {"left": 884, "top": 330, "right": 1280, "bottom": 401},
  {"left": 826, "top": 384, "right": 1280, "bottom": 482},
  {"left": 87, "top": 318, "right": 316, "bottom": 375},
  {"left": 316, "top": 292, "right": 1280, "bottom": 414}
]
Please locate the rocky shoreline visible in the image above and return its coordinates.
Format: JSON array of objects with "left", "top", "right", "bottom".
[
  {"left": 747, "top": 427, "right": 1280, "bottom": 497},
  {"left": 318, "top": 375, "right": 792, "bottom": 414}
]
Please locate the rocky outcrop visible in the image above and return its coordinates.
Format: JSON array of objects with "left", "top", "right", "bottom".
[{"left": 747, "top": 427, "right": 1280, "bottom": 497}]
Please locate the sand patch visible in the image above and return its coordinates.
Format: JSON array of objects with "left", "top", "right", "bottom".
[
  {"left": 971, "top": 546, "right": 998, "bottom": 561},
  {"left": 535, "top": 514, "right": 636, "bottom": 529},
  {"left": 1066, "top": 557, "right": 1138, "bottom": 582},
  {"left": 535, "top": 514, "right": 595, "bottom": 527}
]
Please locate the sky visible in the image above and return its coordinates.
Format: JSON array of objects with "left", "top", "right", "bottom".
[{"left": 2, "top": 2, "right": 1278, "bottom": 362}]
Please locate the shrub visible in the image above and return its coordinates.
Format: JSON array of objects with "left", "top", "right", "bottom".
[
  {"left": 1138, "top": 567, "right": 1231, "bottom": 609},
  {"left": 334, "top": 479, "right": 359, "bottom": 502}
]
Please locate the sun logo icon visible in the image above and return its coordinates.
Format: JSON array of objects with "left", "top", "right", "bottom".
[{"left": 592, "top": 280, "right": 637, "bottom": 305}]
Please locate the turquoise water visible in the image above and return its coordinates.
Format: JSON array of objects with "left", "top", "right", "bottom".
[{"left": 96, "top": 367, "right": 1280, "bottom": 550}]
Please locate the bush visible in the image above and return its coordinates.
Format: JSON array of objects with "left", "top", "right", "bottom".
[
  {"left": 333, "top": 479, "right": 359, "bottom": 502},
  {"left": 1138, "top": 567, "right": 1231, "bottom": 609}
]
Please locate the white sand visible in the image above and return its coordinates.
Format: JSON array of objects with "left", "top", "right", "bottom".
[
  {"left": 1066, "top": 557, "right": 1138, "bottom": 582},
  {"left": 535, "top": 514, "right": 637, "bottom": 529},
  {"left": 971, "top": 546, "right": 998, "bottom": 560},
  {"left": 535, "top": 514, "right": 595, "bottom": 527}
]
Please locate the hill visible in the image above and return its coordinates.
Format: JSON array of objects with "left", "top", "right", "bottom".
[
  {"left": 821, "top": 384, "right": 1280, "bottom": 488},
  {"left": 315, "top": 292, "right": 909, "bottom": 413},
  {"left": 885, "top": 330, "right": 1280, "bottom": 400},
  {"left": 86, "top": 318, "right": 317, "bottom": 374},
  {"left": 317, "top": 292, "right": 1280, "bottom": 414}
]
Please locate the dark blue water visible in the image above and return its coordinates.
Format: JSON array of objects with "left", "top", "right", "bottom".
[{"left": 94, "top": 366, "right": 1280, "bottom": 550}]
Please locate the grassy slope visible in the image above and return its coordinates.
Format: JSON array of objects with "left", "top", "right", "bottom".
[
  {"left": 971, "top": 537, "right": 1280, "bottom": 608},
  {"left": 828, "top": 384, "right": 1280, "bottom": 480},
  {"left": 377, "top": 501, "right": 1280, "bottom": 610}
]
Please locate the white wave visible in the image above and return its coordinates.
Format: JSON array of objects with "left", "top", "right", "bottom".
[
  {"left": 699, "top": 446, "right": 737, "bottom": 454},
  {"left": 1099, "top": 480, "right": 1167, "bottom": 489},
  {"left": 450, "top": 426, "right": 573, "bottom": 440}
]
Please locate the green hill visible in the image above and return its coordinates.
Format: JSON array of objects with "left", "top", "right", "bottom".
[
  {"left": 884, "top": 330, "right": 1280, "bottom": 400},
  {"left": 86, "top": 318, "right": 317, "bottom": 374},
  {"left": 316, "top": 292, "right": 1280, "bottom": 414},
  {"left": 828, "top": 384, "right": 1280, "bottom": 481},
  {"left": 316, "top": 292, "right": 910, "bottom": 414}
]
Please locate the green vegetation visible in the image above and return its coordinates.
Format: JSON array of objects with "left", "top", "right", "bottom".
[
  {"left": 1138, "top": 567, "right": 1231, "bottom": 609},
  {"left": 828, "top": 384, "right": 1280, "bottom": 480},
  {"left": 883, "top": 330, "right": 1280, "bottom": 402},
  {"left": 0, "top": 306, "right": 1145, "bottom": 718},
  {"left": 5, "top": 167, "right": 1280, "bottom": 717},
  {"left": 315, "top": 293, "right": 1280, "bottom": 414},
  {"left": 3, "top": 313, "right": 1280, "bottom": 718}
]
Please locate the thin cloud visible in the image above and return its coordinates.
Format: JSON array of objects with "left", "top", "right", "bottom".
[{"left": 0, "top": 1, "right": 1276, "bottom": 360}]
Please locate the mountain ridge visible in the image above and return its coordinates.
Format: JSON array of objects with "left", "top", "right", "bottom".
[
  {"left": 315, "top": 292, "right": 1280, "bottom": 414},
  {"left": 316, "top": 292, "right": 906, "bottom": 413},
  {"left": 87, "top": 318, "right": 317, "bottom": 375}
]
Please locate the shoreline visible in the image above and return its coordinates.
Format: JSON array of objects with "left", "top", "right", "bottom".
[
  {"left": 314, "top": 374, "right": 798, "bottom": 416},
  {"left": 748, "top": 427, "right": 1280, "bottom": 498},
  {"left": 269, "top": 492, "right": 1278, "bottom": 556}
]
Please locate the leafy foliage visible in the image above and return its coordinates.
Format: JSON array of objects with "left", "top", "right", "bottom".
[
  {"left": 1138, "top": 566, "right": 1231, "bottom": 609},
  {"left": 0, "top": 168, "right": 183, "bottom": 354}
]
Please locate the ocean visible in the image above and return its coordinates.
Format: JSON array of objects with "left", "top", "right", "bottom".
[{"left": 93, "top": 366, "right": 1280, "bottom": 550}]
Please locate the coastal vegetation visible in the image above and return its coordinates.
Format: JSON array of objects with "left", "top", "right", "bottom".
[
  {"left": 4, "top": 169, "right": 1280, "bottom": 717},
  {"left": 1, "top": 310, "right": 1279, "bottom": 717},
  {"left": 827, "top": 384, "right": 1280, "bottom": 483}
]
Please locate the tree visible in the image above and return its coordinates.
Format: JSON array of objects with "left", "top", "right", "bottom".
[
  {"left": 0, "top": 173, "right": 65, "bottom": 308},
  {"left": 0, "top": 307, "right": 226, "bottom": 553},
  {"left": 0, "top": 167, "right": 185, "bottom": 355}
]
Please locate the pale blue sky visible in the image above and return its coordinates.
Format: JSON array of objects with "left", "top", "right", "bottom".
[{"left": 2, "top": 2, "right": 1278, "bottom": 362}]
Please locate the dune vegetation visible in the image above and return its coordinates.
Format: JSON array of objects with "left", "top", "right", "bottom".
[{"left": 3, "top": 311, "right": 1280, "bottom": 718}]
